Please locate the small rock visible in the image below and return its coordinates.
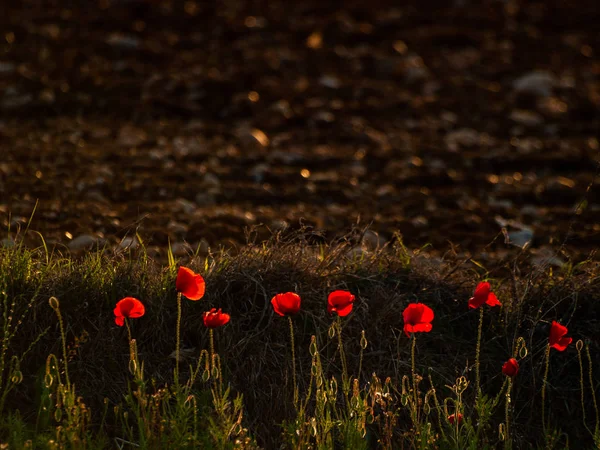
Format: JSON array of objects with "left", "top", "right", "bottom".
[
  {"left": 171, "top": 242, "right": 192, "bottom": 257},
  {"left": 168, "top": 221, "right": 188, "bottom": 236},
  {"left": 506, "top": 229, "right": 534, "bottom": 248},
  {"left": 250, "top": 163, "right": 269, "bottom": 183},
  {"left": 510, "top": 110, "right": 543, "bottom": 127},
  {"left": 68, "top": 234, "right": 98, "bottom": 251},
  {"left": 118, "top": 236, "right": 139, "bottom": 250},
  {"left": 0, "top": 238, "right": 15, "bottom": 248},
  {"left": 202, "top": 173, "right": 220, "bottom": 188},
  {"left": 118, "top": 125, "right": 147, "bottom": 147},
  {"left": 445, "top": 128, "right": 480, "bottom": 151},
  {"left": 361, "top": 230, "right": 387, "bottom": 251},
  {"left": 0, "top": 62, "right": 16, "bottom": 74},
  {"left": 319, "top": 75, "right": 342, "bottom": 89},
  {"left": 512, "top": 71, "right": 557, "bottom": 97},
  {"left": 106, "top": 33, "right": 141, "bottom": 49},
  {"left": 195, "top": 192, "right": 216, "bottom": 206},
  {"left": 175, "top": 198, "right": 197, "bottom": 215}
]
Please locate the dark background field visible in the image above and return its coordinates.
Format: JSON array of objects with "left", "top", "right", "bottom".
[
  {"left": 1, "top": 2, "right": 600, "bottom": 447},
  {"left": 1, "top": 0, "right": 599, "bottom": 264}
]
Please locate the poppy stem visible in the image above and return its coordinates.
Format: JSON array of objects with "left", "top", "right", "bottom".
[
  {"left": 411, "top": 334, "right": 418, "bottom": 423},
  {"left": 504, "top": 378, "right": 512, "bottom": 449},
  {"left": 577, "top": 340, "right": 593, "bottom": 437},
  {"left": 475, "top": 307, "right": 484, "bottom": 401},
  {"left": 336, "top": 316, "right": 349, "bottom": 396},
  {"left": 175, "top": 292, "right": 182, "bottom": 385},
  {"left": 541, "top": 343, "right": 551, "bottom": 434},
  {"left": 209, "top": 329, "right": 215, "bottom": 365},
  {"left": 585, "top": 344, "right": 600, "bottom": 437},
  {"left": 288, "top": 316, "right": 298, "bottom": 408},
  {"left": 125, "top": 319, "right": 133, "bottom": 345},
  {"left": 50, "top": 299, "right": 70, "bottom": 390}
]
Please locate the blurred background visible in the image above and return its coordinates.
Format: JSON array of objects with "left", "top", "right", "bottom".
[{"left": 1, "top": 0, "right": 599, "bottom": 263}]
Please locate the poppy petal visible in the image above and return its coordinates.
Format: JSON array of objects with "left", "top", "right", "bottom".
[
  {"left": 176, "top": 267, "right": 206, "bottom": 301},
  {"left": 271, "top": 297, "right": 285, "bottom": 316},
  {"left": 115, "top": 315, "right": 125, "bottom": 326},
  {"left": 552, "top": 336, "right": 572, "bottom": 352},
  {"left": 335, "top": 303, "right": 354, "bottom": 317},
  {"left": 468, "top": 297, "right": 483, "bottom": 309},
  {"left": 419, "top": 305, "right": 434, "bottom": 323},
  {"left": 411, "top": 323, "right": 433, "bottom": 333},
  {"left": 485, "top": 292, "right": 501, "bottom": 307}
]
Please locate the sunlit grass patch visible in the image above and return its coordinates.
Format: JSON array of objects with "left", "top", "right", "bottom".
[{"left": 0, "top": 230, "right": 598, "bottom": 448}]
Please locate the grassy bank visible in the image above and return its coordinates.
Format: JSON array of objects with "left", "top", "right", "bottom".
[{"left": 0, "top": 230, "right": 599, "bottom": 449}]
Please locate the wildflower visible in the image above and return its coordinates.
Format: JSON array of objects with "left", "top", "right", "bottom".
[
  {"left": 203, "top": 308, "right": 230, "bottom": 328},
  {"left": 271, "top": 292, "right": 301, "bottom": 316},
  {"left": 468, "top": 282, "right": 501, "bottom": 309},
  {"left": 176, "top": 266, "right": 206, "bottom": 301},
  {"left": 549, "top": 321, "right": 572, "bottom": 351},
  {"left": 114, "top": 297, "right": 145, "bottom": 326},
  {"left": 327, "top": 290, "right": 355, "bottom": 317},
  {"left": 502, "top": 358, "right": 519, "bottom": 377},
  {"left": 448, "top": 413, "right": 463, "bottom": 425},
  {"left": 402, "top": 303, "right": 434, "bottom": 337}
]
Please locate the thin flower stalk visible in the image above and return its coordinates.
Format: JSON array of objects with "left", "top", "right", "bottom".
[
  {"left": 288, "top": 315, "right": 298, "bottom": 407},
  {"left": 585, "top": 344, "right": 600, "bottom": 436},
  {"left": 541, "top": 344, "right": 551, "bottom": 432},
  {"left": 175, "top": 291, "right": 182, "bottom": 383},
  {"left": 475, "top": 307, "right": 484, "bottom": 400}
]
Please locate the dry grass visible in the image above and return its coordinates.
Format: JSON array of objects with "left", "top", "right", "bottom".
[{"left": 1, "top": 228, "right": 599, "bottom": 448}]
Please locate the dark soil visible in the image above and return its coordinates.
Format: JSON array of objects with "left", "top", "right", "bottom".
[{"left": 1, "top": 0, "right": 600, "bottom": 263}]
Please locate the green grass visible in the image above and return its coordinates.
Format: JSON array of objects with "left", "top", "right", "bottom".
[{"left": 0, "top": 229, "right": 599, "bottom": 449}]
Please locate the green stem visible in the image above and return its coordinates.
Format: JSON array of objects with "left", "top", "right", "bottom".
[
  {"left": 336, "top": 316, "right": 348, "bottom": 394},
  {"left": 505, "top": 378, "right": 512, "bottom": 449},
  {"left": 175, "top": 292, "right": 182, "bottom": 384},
  {"left": 411, "top": 334, "right": 418, "bottom": 423},
  {"left": 585, "top": 344, "right": 600, "bottom": 436},
  {"left": 53, "top": 303, "right": 70, "bottom": 389},
  {"left": 541, "top": 344, "right": 551, "bottom": 433},
  {"left": 288, "top": 316, "right": 298, "bottom": 408},
  {"left": 125, "top": 319, "right": 133, "bottom": 345},
  {"left": 475, "top": 307, "right": 484, "bottom": 401}
]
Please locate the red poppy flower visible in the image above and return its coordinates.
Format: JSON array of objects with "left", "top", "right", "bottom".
[
  {"left": 203, "top": 308, "right": 230, "bottom": 328},
  {"left": 402, "top": 303, "right": 434, "bottom": 337},
  {"left": 468, "top": 282, "right": 501, "bottom": 309},
  {"left": 176, "top": 266, "right": 206, "bottom": 301},
  {"left": 327, "top": 290, "right": 355, "bottom": 317},
  {"left": 549, "top": 321, "right": 572, "bottom": 351},
  {"left": 271, "top": 292, "right": 301, "bottom": 316},
  {"left": 502, "top": 358, "right": 519, "bottom": 377},
  {"left": 448, "top": 413, "right": 463, "bottom": 425},
  {"left": 114, "top": 297, "right": 145, "bottom": 326}
]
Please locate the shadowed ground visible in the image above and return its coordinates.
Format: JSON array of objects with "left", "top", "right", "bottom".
[{"left": 1, "top": 0, "right": 599, "bottom": 266}]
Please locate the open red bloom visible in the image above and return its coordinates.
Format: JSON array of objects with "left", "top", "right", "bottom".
[
  {"left": 549, "top": 321, "right": 572, "bottom": 351},
  {"left": 468, "top": 282, "right": 501, "bottom": 309},
  {"left": 271, "top": 292, "right": 301, "bottom": 316},
  {"left": 448, "top": 413, "right": 463, "bottom": 425},
  {"left": 176, "top": 266, "right": 206, "bottom": 301},
  {"left": 402, "top": 303, "right": 434, "bottom": 337},
  {"left": 114, "top": 297, "right": 145, "bottom": 326},
  {"left": 327, "top": 290, "right": 355, "bottom": 317},
  {"left": 203, "top": 308, "right": 230, "bottom": 328},
  {"left": 502, "top": 358, "right": 519, "bottom": 377}
]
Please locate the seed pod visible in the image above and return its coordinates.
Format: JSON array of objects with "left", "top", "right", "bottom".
[
  {"left": 309, "top": 335, "right": 318, "bottom": 356},
  {"left": 49, "top": 297, "right": 60, "bottom": 310},
  {"left": 360, "top": 330, "right": 368, "bottom": 349},
  {"left": 328, "top": 323, "right": 336, "bottom": 339}
]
